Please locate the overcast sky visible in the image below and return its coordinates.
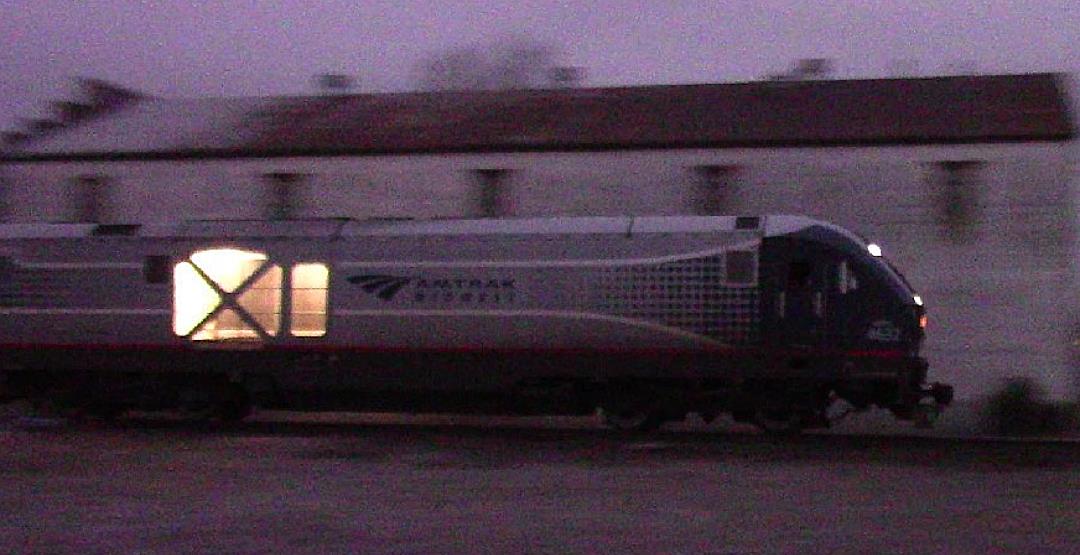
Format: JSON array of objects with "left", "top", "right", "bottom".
[{"left": 1, "top": 0, "right": 1078, "bottom": 129}]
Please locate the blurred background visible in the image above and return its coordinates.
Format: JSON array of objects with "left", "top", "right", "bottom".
[{"left": 0, "top": 0, "right": 1077, "bottom": 402}]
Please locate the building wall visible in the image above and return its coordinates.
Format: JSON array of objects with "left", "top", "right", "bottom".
[{"left": 1, "top": 142, "right": 1077, "bottom": 399}]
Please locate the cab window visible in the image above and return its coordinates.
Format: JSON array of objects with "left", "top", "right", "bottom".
[{"left": 837, "top": 260, "right": 859, "bottom": 294}]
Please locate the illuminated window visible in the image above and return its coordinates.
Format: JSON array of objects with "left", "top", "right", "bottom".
[
  {"left": 173, "top": 248, "right": 281, "bottom": 340},
  {"left": 290, "top": 263, "right": 328, "bottom": 337},
  {"left": 235, "top": 266, "right": 283, "bottom": 336},
  {"left": 173, "top": 250, "right": 330, "bottom": 341},
  {"left": 173, "top": 262, "right": 222, "bottom": 336}
]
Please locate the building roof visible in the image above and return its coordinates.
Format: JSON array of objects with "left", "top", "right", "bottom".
[{"left": 2, "top": 73, "right": 1074, "bottom": 162}]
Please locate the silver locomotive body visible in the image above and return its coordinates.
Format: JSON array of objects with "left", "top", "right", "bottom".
[{"left": 0, "top": 216, "right": 951, "bottom": 428}]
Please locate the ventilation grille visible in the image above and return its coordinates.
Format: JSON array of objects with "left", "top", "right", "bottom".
[{"left": 594, "top": 253, "right": 760, "bottom": 344}]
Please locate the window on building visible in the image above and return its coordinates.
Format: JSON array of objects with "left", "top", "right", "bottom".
[
  {"left": 264, "top": 172, "right": 306, "bottom": 220},
  {"left": 472, "top": 169, "right": 512, "bottom": 217},
  {"left": 691, "top": 165, "right": 739, "bottom": 215},
  {"left": 290, "top": 263, "right": 329, "bottom": 337},
  {"left": 72, "top": 175, "right": 108, "bottom": 223},
  {"left": 931, "top": 160, "right": 983, "bottom": 241}
]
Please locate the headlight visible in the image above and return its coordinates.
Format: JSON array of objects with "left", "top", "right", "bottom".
[
  {"left": 913, "top": 295, "right": 923, "bottom": 306},
  {"left": 867, "top": 243, "right": 882, "bottom": 257}
]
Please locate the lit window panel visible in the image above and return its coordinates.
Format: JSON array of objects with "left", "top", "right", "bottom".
[
  {"left": 237, "top": 266, "right": 282, "bottom": 336},
  {"left": 173, "top": 261, "right": 220, "bottom": 336},
  {"left": 173, "top": 248, "right": 280, "bottom": 340},
  {"left": 291, "top": 263, "right": 328, "bottom": 337},
  {"left": 190, "top": 249, "right": 267, "bottom": 292}
]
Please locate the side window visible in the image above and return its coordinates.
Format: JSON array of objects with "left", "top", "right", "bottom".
[
  {"left": 172, "top": 250, "right": 329, "bottom": 340},
  {"left": 290, "top": 263, "right": 329, "bottom": 337},
  {"left": 173, "top": 249, "right": 282, "bottom": 340},
  {"left": 837, "top": 260, "right": 859, "bottom": 294}
]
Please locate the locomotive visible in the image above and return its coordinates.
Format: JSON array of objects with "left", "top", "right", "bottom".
[{"left": 0, "top": 215, "right": 952, "bottom": 430}]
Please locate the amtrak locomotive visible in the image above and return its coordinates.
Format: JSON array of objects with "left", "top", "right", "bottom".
[{"left": 0, "top": 215, "right": 952, "bottom": 431}]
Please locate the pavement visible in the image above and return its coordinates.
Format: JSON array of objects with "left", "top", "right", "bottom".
[{"left": 3, "top": 409, "right": 1080, "bottom": 553}]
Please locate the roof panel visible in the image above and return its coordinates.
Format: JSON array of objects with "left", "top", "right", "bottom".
[{"left": 0, "top": 217, "right": 764, "bottom": 240}]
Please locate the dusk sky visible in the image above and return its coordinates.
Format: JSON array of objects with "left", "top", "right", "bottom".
[{"left": 2, "top": 0, "right": 1078, "bottom": 130}]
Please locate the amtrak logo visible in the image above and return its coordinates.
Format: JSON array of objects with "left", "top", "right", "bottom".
[
  {"left": 348, "top": 273, "right": 518, "bottom": 304},
  {"left": 347, "top": 274, "right": 414, "bottom": 301}
]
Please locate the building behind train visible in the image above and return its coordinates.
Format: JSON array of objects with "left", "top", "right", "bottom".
[{"left": 0, "top": 73, "right": 1076, "bottom": 399}]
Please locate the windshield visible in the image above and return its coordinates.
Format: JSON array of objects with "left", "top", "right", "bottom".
[
  {"left": 796, "top": 224, "right": 919, "bottom": 304},
  {"left": 830, "top": 225, "right": 919, "bottom": 299},
  {"left": 880, "top": 257, "right": 916, "bottom": 297}
]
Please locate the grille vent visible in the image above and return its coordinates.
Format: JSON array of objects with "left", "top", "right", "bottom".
[{"left": 595, "top": 253, "right": 760, "bottom": 344}]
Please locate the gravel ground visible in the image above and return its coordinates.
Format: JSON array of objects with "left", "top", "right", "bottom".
[{"left": 3, "top": 411, "right": 1080, "bottom": 554}]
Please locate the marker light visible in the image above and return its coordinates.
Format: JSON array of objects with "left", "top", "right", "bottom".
[
  {"left": 913, "top": 295, "right": 923, "bottom": 307},
  {"left": 920, "top": 314, "right": 928, "bottom": 329},
  {"left": 867, "top": 243, "right": 883, "bottom": 257}
]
